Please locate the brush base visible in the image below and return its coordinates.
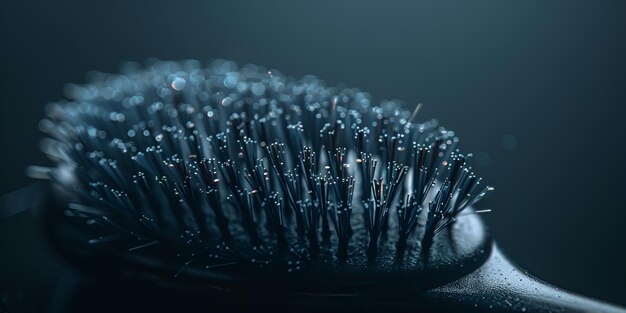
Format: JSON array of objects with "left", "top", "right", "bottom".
[
  {"left": 45, "top": 180, "right": 493, "bottom": 295},
  {"left": 42, "top": 181, "right": 625, "bottom": 312},
  {"left": 46, "top": 244, "right": 626, "bottom": 313}
]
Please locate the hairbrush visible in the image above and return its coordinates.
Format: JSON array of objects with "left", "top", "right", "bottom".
[{"left": 16, "top": 59, "right": 625, "bottom": 312}]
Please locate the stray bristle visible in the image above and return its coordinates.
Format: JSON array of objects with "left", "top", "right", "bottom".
[{"left": 39, "top": 59, "right": 492, "bottom": 274}]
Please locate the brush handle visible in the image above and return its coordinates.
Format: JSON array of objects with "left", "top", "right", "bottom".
[{"left": 421, "top": 244, "right": 626, "bottom": 313}]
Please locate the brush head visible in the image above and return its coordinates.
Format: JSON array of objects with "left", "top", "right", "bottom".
[{"left": 38, "top": 59, "right": 493, "bottom": 295}]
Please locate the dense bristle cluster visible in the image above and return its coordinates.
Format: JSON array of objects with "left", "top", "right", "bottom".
[{"left": 37, "top": 59, "right": 492, "bottom": 274}]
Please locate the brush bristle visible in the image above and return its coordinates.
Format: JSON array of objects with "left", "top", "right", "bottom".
[{"left": 38, "top": 59, "right": 493, "bottom": 274}]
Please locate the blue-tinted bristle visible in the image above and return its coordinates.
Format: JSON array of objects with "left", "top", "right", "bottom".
[{"left": 39, "top": 59, "right": 493, "bottom": 273}]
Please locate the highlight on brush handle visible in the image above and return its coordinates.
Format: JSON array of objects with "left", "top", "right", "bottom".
[{"left": 420, "top": 244, "right": 626, "bottom": 313}]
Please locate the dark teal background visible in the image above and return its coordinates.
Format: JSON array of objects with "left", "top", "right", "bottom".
[{"left": 1, "top": 0, "right": 625, "bottom": 310}]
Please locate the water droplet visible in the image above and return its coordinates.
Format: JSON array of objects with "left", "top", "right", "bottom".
[
  {"left": 109, "top": 112, "right": 125, "bottom": 122},
  {"left": 223, "top": 74, "right": 238, "bottom": 88},
  {"left": 251, "top": 83, "right": 265, "bottom": 96},
  {"left": 221, "top": 97, "right": 232, "bottom": 106},
  {"left": 171, "top": 77, "right": 186, "bottom": 91}
]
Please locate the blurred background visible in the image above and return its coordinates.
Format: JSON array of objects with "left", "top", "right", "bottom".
[{"left": 1, "top": 0, "right": 625, "bottom": 311}]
